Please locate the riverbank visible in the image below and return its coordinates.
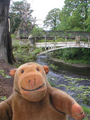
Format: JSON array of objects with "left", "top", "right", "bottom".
[
  {"left": 49, "top": 48, "right": 90, "bottom": 68},
  {"left": 50, "top": 57, "right": 90, "bottom": 68}
]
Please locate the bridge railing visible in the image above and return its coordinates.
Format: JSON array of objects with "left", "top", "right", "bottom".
[
  {"left": 36, "top": 41, "right": 90, "bottom": 49},
  {"left": 32, "top": 36, "right": 90, "bottom": 43},
  {"left": 28, "top": 36, "right": 90, "bottom": 49}
]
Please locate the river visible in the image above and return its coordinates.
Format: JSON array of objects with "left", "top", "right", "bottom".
[{"left": 36, "top": 54, "right": 90, "bottom": 107}]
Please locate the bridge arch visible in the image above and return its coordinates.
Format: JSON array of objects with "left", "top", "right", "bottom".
[{"left": 37, "top": 43, "right": 90, "bottom": 55}]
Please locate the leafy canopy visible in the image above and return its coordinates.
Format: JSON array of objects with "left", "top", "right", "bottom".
[
  {"left": 58, "top": 0, "right": 90, "bottom": 31},
  {"left": 44, "top": 8, "right": 60, "bottom": 30},
  {"left": 45, "top": 0, "right": 90, "bottom": 31}
]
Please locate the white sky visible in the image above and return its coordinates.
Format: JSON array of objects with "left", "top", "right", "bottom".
[{"left": 10, "top": 0, "right": 65, "bottom": 29}]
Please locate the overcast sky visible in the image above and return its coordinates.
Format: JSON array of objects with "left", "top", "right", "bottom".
[{"left": 11, "top": 0, "right": 65, "bottom": 29}]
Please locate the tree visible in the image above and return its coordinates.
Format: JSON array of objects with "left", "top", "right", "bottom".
[
  {"left": 10, "top": 0, "right": 34, "bottom": 33},
  {"left": 31, "top": 26, "right": 45, "bottom": 37},
  {"left": 67, "top": 10, "right": 83, "bottom": 30},
  {"left": 9, "top": 12, "right": 21, "bottom": 33},
  {"left": 57, "top": 0, "right": 90, "bottom": 31},
  {"left": 85, "top": 16, "right": 90, "bottom": 31},
  {"left": 0, "top": 0, "right": 15, "bottom": 64},
  {"left": 62, "top": 0, "right": 89, "bottom": 20},
  {"left": 85, "top": 7, "right": 90, "bottom": 31},
  {"left": 44, "top": 8, "right": 60, "bottom": 30}
]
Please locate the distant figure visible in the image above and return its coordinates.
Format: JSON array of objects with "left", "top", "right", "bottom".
[
  {"left": 75, "top": 36, "right": 80, "bottom": 44},
  {"left": 28, "top": 35, "right": 34, "bottom": 45}
]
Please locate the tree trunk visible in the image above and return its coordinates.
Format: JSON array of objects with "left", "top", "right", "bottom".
[{"left": 0, "top": 0, "right": 15, "bottom": 64}]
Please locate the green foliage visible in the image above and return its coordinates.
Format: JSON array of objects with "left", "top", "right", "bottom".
[
  {"left": 48, "top": 79, "right": 56, "bottom": 87},
  {"left": 11, "top": 34, "right": 16, "bottom": 39},
  {"left": 0, "top": 70, "right": 11, "bottom": 78},
  {"left": 85, "top": 16, "right": 90, "bottom": 31},
  {"left": 0, "top": 70, "right": 4, "bottom": 76},
  {"left": 83, "top": 118, "right": 89, "bottom": 120},
  {"left": 67, "top": 10, "right": 83, "bottom": 30},
  {"left": 51, "top": 48, "right": 90, "bottom": 66},
  {"left": 12, "top": 40, "right": 21, "bottom": 47},
  {"left": 31, "top": 27, "right": 45, "bottom": 37},
  {"left": 47, "top": 75, "right": 57, "bottom": 87},
  {"left": 12, "top": 39, "right": 43, "bottom": 65},
  {"left": 81, "top": 106, "right": 90, "bottom": 120},
  {"left": 55, "top": 0, "right": 90, "bottom": 31},
  {"left": 44, "top": 8, "right": 60, "bottom": 30},
  {"left": 0, "top": 96, "right": 7, "bottom": 101},
  {"left": 36, "top": 39, "right": 45, "bottom": 42},
  {"left": 49, "top": 64, "right": 59, "bottom": 70},
  {"left": 71, "top": 27, "right": 84, "bottom": 31},
  {"left": 82, "top": 106, "right": 90, "bottom": 115},
  {"left": 31, "top": 48, "right": 43, "bottom": 55},
  {"left": 9, "top": 13, "right": 21, "bottom": 33},
  {"left": 13, "top": 45, "right": 33, "bottom": 65},
  {"left": 56, "top": 37, "right": 65, "bottom": 42}
]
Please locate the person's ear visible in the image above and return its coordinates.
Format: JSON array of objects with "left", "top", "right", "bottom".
[
  {"left": 9, "top": 68, "right": 17, "bottom": 78},
  {"left": 43, "top": 65, "right": 49, "bottom": 74}
]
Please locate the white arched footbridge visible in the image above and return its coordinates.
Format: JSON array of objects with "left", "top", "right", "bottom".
[{"left": 36, "top": 41, "right": 90, "bottom": 55}]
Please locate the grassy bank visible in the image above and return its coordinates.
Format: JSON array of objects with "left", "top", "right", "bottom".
[{"left": 50, "top": 48, "right": 90, "bottom": 66}]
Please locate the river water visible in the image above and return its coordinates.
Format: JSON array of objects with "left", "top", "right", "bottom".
[{"left": 36, "top": 54, "right": 90, "bottom": 107}]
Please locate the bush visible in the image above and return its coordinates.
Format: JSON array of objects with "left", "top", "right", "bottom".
[
  {"left": 31, "top": 27, "right": 45, "bottom": 37},
  {"left": 12, "top": 39, "right": 43, "bottom": 66},
  {"left": 11, "top": 34, "right": 16, "bottom": 39},
  {"left": 50, "top": 48, "right": 90, "bottom": 66}
]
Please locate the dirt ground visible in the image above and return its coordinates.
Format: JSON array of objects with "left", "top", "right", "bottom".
[{"left": 0, "top": 61, "right": 14, "bottom": 99}]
